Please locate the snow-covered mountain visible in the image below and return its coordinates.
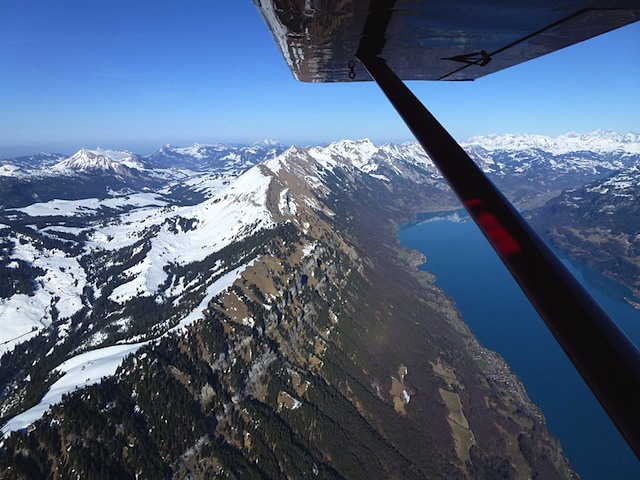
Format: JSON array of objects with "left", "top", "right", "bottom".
[
  {"left": 267, "top": 132, "right": 640, "bottom": 205},
  {"left": 143, "top": 141, "right": 285, "bottom": 171},
  {"left": 463, "top": 131, "right": 640, "bottom": 155},
  {"left": 53, "top": 148, "right": 144, "bottom": 176},
  {"left": 462, "top": 131, "right": 640, "bottom": 183},
  {"left": 265, "top": 131, "right": 640, "bottom": 198},
  {"left": 456, "top": 131, "right": 640, "bottom": 206},
  {"left": 0, "top": 153, "right": 67, "bottom": 178},
  {"left": 0, "top": 149, "right": 160, "bottom": 210}
]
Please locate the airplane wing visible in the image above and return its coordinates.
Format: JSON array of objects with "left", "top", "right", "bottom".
[{"left": 254, "top": 0, "right": 640, "bottom": 82}]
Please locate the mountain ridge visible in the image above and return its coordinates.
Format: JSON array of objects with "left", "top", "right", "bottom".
[{"left": 3, "top": 130, "right": 639, "bottom": 173}]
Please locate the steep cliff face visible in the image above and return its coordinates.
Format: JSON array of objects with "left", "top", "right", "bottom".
[{"left": 0, "top": 147, "right": 574, "bottom": 479}]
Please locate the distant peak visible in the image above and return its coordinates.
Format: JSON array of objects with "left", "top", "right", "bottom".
[
  {"left": 332, "top": 138, "right": 374, "bottom": 146},
  {"left": 462, "top": 131, "right": 640, "bottom": 155},
  {"left": 253, "top": 139, "right": 282, "bottom": 147}
]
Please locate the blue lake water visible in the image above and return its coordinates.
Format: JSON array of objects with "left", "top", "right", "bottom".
[{"left": 398, "top": 213, "right": 640, "bottom": 480}]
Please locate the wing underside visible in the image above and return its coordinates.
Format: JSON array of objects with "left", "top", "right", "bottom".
[{"left": 254, "top": 0, "right": 640, "bottom": 82}]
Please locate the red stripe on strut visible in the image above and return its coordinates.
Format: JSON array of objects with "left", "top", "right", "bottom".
[{"left": 466, "top": 198, "right": 522, "bottom": 256}]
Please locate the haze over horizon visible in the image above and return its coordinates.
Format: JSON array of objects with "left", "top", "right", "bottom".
[{"left": 1, "top": 2, "right": 639, "bottom": 156}]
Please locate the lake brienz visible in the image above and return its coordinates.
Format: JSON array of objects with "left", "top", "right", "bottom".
[{"left": 399, "top": 213, "right": 640, "bottom": 480}]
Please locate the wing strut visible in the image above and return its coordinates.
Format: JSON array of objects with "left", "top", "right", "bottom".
[{"left": 357, "top": 53, "right": 640, "bottom": 459}]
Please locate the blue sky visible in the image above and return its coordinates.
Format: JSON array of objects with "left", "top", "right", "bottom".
[{"left": 1, "top": 1, "right": 639, "bottom": 157}]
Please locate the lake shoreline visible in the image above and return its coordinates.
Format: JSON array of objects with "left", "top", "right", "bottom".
[{"left": 398, "top": 215, "right": 640, "bottom": 480}]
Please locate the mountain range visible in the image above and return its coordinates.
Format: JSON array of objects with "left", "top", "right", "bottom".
[
  {"left": 0, "top": 131, "right": 638, "bottom": 479},
  {"left": 3, "top": 130, "right": 638, "bottom": 207}
]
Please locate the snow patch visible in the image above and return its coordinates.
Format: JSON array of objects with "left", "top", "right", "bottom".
[
  {"left": 16, "top": 193, "right": 167, "bottom": 217},
  {"left": 0, "top": 164, "right": 21, "bottom": 177},
  {"left": 278, "top": 188, "right": 297, "bottom": 216},
  {"left": 1, "top": 343, "right": 144, "bottom": 436},
  {"left": 370, "top": 173, "right": 390, "bottom": 182},
  {"left": 302, "top": 242, "right": 317, "bottom": 257}
]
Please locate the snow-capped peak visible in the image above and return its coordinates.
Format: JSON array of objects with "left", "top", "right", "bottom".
[
  {"left": 252, "top": 139, "right": 281, "bottom": 147},
  {"left": 308, "top": 139, "right": 378, "bottom": 169},
  {"left": 54, "top": 147, "right": 144, "bottom": 174}
]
